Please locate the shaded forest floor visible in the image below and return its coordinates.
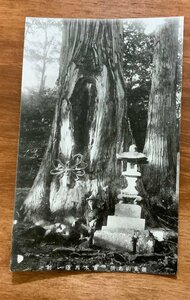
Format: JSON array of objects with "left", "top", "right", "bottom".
[
  {"left": 11, "top": 189, "right": 177, "bottom": 275},
  {"left": 11, "top": 237, "right": 177, "bottom": 274}
]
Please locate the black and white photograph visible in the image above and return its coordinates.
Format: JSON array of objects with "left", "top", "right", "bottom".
[{"left": 10, "top": 16, "right": 184, "bottom": 274}]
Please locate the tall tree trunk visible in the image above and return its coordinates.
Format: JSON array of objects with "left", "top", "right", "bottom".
[
  {"left": 39, "top": 59, "right": 46, "bottom": 94},
  {"left": 143, "top": 20, "right": 179, "bottom": 203},
  {"left": 39, "top": 28, "right": 48, "bottom": 94},
  {"left": 23, "top": 19, "right": 132, "bottom": 223}
]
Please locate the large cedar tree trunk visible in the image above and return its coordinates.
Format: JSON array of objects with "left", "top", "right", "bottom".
[
  {"left": 23, "top": 19, "right": 132, "bottom": 223},
  {"left": 143, "top": 20, "right": 179, "bottom": 203}
]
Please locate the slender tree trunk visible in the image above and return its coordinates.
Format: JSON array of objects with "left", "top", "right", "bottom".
[
  {"left": 23, "top": 20, "right": 132, "bottom": 223},
  {"left": 143, "top": 20, "right": 179, "bottom": 203},
  {"left": 39, "top": 29, "right": 48, "bottom": 94},
  {"left": 39, "top": 59, "right": 46, "bottom": 94}
]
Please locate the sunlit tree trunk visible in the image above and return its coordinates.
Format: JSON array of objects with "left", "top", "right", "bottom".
[
  {"left": 39, "top": 58, "right": 46, "bottom": 94},
  {"left": 39, "top": 29, "right": 48, "bottom": 94},
  {"left": 23, "top": 19, "right": 132, "bottom": 223},
  {"left": 143, "top": 20, "right": 179, "bottom": 203}
]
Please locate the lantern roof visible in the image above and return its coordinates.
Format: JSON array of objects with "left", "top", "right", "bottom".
[{"left": 116, "top": 144, "right": 147, "bottom": 163}]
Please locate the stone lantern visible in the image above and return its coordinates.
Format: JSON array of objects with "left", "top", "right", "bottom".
[
  {"left": 93, "top": 145, "right": 155, "bottom": 254},
  {"left": 116, "top": 144, "right": 147, "bottom": 203}
]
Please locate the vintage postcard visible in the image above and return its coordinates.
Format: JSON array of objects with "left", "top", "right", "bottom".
[{"left": 11, "top": 17, "right": 184, "bottom": 274}]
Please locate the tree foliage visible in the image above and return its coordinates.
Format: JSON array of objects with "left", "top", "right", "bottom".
[
  {"left": 123, "top": 21, "right": 154, "bottom": 151},
  {"left": 17, "top": 89, "right": 57, "bottom": 187}
]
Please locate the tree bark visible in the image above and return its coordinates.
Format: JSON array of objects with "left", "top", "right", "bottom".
[
  {"left": 23, "top": 19, "right": 132, "bottom": 223},
  {"left": 39, "top": 29, "right": 48, "bottom": 94},
  {"left": 143, "top": 20, "right": 179, "bottom": 203},
  {"left": 39, "top": 59, "right": 46, "bottom": 94}
]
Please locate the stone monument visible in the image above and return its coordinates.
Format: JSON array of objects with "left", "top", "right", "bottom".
[{"left": 94, "top": 145, "right": 155, "bottom": 254}]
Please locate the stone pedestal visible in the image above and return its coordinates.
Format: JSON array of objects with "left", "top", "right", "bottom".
[
  {"left": 115, "top": 203, "right": 141, "bottom": 217},
  {"left": 93, "top": 203, "right": 154, "bottom": 253}
]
